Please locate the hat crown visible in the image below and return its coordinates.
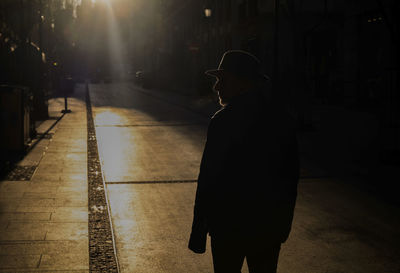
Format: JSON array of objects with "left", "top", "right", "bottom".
[{"left": 218, "top": 50, "right": 261, "bottom": 77}]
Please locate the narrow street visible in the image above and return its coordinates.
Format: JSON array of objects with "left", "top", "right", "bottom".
[
  {"left": 1, "top": 1, "right": 399, "bottom": 272},
  {"left": 89, "top": 82, "right": 400, "bottom": 273}
]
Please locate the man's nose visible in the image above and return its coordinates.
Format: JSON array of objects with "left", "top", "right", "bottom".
[
  {"left": 213, "top": 79, "right": 222, "bottom": 92},
  {"left": 213, "top": 81, "right": 219, "bottom": 92}
]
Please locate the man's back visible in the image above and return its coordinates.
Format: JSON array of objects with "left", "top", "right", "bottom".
[{"left": 198, "top": 89, "right": 299, "bottom": 241}]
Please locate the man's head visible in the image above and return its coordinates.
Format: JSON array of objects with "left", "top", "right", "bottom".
[{"left": 205, "top": 50, "right": 269, "bottom": 106}]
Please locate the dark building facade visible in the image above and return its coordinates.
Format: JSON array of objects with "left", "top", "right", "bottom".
[{"left": 146, "top": 0, "right": 399, "bottom": 175}]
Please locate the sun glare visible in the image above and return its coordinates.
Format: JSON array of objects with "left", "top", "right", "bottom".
[{"left": 95, "top": 109, "right": 126, "bottom": 126}]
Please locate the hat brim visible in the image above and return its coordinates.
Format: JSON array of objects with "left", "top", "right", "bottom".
[{"left": 205, "top": 69, "right": 225, "bottom": 78}]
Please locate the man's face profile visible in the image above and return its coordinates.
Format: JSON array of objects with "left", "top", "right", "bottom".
[{"left": 213, "top": 72, "right": 244, "bottom": 106}]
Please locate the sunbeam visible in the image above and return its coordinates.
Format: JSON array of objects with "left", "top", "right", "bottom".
[{"left": 103, "top": 1, "right": 125, "bottom": 80}]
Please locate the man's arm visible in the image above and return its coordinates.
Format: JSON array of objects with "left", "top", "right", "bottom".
[
  {"left": 188, "top": 114, "right": 232, "bottom": 253},
  {"left": 274, "top": 128, "right": 300, "bottom": 243}
]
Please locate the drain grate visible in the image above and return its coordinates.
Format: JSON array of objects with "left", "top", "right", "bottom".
[{"left": 86, "top": 86, "right": 119, "bottom": 272}]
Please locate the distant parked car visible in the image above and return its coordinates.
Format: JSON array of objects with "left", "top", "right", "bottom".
[
  {"left": 135, "top": 70, "right": 152, "bottom": 89},
  {"left": 135, "top": 71, "right": 143, "bottom": 82}
]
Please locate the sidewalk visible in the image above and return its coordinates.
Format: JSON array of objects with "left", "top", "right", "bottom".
[{"left": 0, "top": 86, "right": 89, "bottom": 272}]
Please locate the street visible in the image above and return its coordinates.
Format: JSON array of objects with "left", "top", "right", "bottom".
[
  {"left": 89, "top": 82, "right": 400, "bottom": 273},
  {"left": 1, "top": 1, "right": 399, "bottom": 272}
]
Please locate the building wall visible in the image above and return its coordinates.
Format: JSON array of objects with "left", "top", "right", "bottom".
[{"left": 151, "top": 0, "right": 398, "bottom": 133}]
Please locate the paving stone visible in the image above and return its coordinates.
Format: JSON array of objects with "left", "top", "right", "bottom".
[
  {"left": 40, "top": 153, "right": 86, "bottom": 162},
  {"left": 37, "top": 163, "right": 87, "bottom": 170},
  {"left": 33, "top": 167, "right": 87, "bottom": 176},
  {"left": 39, "top": 254, "right": 88, "bottom": 270},
  {"left": 0, "top": 212, "right": 51, "bottom": 222},
  {"left": 0, "top": 255, "right": 40, "bottom": 269},
  {"left": 44, "top": 222, "right": 88, "bottom": 241},
  {"left": 53, "top": 197, "right": 87, "bottom": 207},
  {"left": 31, "top": 173, "right": 87, "bottom": 183},
  {"left": 0, "top": 240, "right": 87, "bottom": 255},
  {"left": 56, "top": 191, "right": 87, "bottom": 200},
  {"left": 0, "top": 182, "right": 30, "bottom": 192},
  {"left": 50, "top": 207, "right": 88, "bottom": 222},
  {"left": 22, "top": 191, "right": 86, "bottom": 201},
  {"left": 0, "top": 201, "right": 20, "bottom": 213},
  {"left": 0, "top": 220, "right": 8, "bottom": 230},
  {"left": 20, "top": 186, "right": 58, "bottom": 194},
  {"left": 17, "top": 198, "right": 56, "bottom": 208},
  {"left": 46, "top": 146, "right": 86, "bottom": 153},
  {"left": 23, "top": 192, "right": 60, "bottom": 199},
  {"left": 17, "top": 197, "right": 87, "bottom": 208},
  {"left": 56, "top": 186, "right": 87, "bottom": 194},
  {"left": 38, "top": 160, "right": 86, "bottom": 167},
  {"left": 0, "top": 224, "right": 46, "bottom": 241},
  {"left": 0, "top": 191, "right": 24, "bottom": 199},
  {"left": 44, "top": 150, "right": 87, "bottom": 154},
  {"left": 1, "top": 222, "right": 87, "bottom": 241},
  {"left": 15, "top": 207, "right": 57, "bottom": 213}
]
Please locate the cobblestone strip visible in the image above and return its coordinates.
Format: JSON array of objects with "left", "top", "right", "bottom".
[
  {"left": 86, "top": 85, "right": 119, "bottom": 273},
  {"left": 106, "top": 179, "right": 197, "bottom": 184}
]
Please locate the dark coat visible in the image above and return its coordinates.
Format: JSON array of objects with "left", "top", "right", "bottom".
[{"left": 188, "top": 89, "right": 299, "bottom": 253}]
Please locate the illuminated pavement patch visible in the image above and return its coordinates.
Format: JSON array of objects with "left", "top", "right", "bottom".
[
  {"left": 106, "top": 183, "right": 214, "bottom": 273},
  {"left": 95, "top": 125, "right": 205, "bottom": 182}
]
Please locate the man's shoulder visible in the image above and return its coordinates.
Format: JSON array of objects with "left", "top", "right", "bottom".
[
  {"left": 211, "top": 107, "right": 224, "bottom": 120},
  {"left": 210, "top": 106, "right": 234, "bottom": 122},
  {"left": 208, "top": 106, "right": 239, "bottom": 135}
]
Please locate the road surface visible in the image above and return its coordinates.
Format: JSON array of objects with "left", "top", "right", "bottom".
[{"left": 89, "top": 82, "right": 400, "bottom": 273}]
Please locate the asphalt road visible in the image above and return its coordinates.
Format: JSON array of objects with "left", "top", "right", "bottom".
[{"left": 89, "top": 82, "right": 400, "bottom": 273}]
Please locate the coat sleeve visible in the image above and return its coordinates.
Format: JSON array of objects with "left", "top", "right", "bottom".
[
  {"left": 273, "top": 127, "right": 300, "bottom": 243},
  {"left": 188, "top": 115, "right": 231, "bottom": 253}
]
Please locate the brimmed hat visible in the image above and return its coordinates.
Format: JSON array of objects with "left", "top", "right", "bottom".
[{"left": 205, "top": 50, "right": 270, "bottom": 81}]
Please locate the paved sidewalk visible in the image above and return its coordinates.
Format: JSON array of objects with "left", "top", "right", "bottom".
[{"left": 0, "top": 86, "right": 89, "bottom": 272}]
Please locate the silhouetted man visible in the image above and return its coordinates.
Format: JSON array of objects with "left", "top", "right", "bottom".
[{"left": 188, "top": 50, "right": 299, "bottom": 273}]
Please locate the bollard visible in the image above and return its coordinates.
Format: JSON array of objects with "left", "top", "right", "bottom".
[
  {"left": 61, "top": 96, "right": 71, "bottom": 113},
  {"left": 61, "top": 77, "right": 72, "bottom": 113}
]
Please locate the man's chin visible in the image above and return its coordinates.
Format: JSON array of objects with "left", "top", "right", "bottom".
[{"left": 219, "top": 97, "right": 229, "bottom": 106}]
